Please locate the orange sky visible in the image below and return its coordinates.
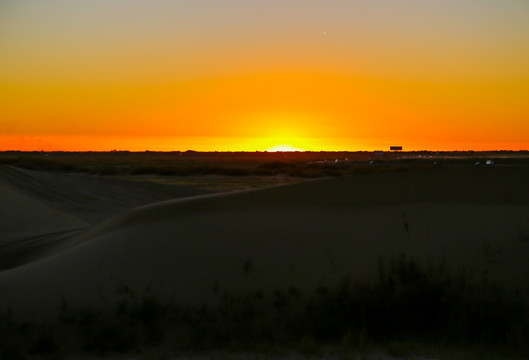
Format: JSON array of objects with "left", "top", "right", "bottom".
[{"left": 1, "top": 1, "right": 529, "bottom": 151}]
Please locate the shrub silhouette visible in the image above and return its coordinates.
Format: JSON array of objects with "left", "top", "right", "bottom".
[{"left": 2, "top": 254, "right": 529, "bottom": 357}]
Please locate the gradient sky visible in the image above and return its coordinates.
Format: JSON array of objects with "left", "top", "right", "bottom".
[{"left": 1, "top": 0, "right": 529, "bottom": 151}]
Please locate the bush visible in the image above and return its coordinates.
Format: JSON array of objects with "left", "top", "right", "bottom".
[{"left": 2, "top": 255, "right": 529, "bottom": 357}]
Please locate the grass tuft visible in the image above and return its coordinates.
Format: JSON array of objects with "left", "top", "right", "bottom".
[{"left": 2, "top": 255, "right": 529, "bottom": 357}]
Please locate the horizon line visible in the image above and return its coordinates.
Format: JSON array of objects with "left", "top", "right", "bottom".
[{"left": 1, "top": 149, "right": 528, "bottom": 154}]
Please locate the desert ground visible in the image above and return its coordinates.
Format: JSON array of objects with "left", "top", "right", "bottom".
[{"left": 1, "top": 151, "right": 529, "bottom": 359}]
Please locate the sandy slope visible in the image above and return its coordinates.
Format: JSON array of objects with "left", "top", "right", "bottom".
[
  {"left": 0, "top": 182, "right": 88, "bottom": 269},
  {"left": 0, "top": 165, "right": 210, "bottom": 269},
  {"left": 1, "top": 166, "right": 529, "bottom": 321},
  {"left": 0, "top": 182, "right": 87, "bottom": 242},
  {"left": 0, "top": 164, "right": 208, "bottom": 224}
]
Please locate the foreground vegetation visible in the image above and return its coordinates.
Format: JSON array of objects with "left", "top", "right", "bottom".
[{"left": 1, "top": 255, "right": 528, "bottom": 359}]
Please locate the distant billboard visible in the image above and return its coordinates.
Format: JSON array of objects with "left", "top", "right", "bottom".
[{"left": 390, "top": 146, "right": 403, "bottom": 151}]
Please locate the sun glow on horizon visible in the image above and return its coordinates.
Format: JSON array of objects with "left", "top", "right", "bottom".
[{"left": 266, "top": 144, "right": 305, "bottom": 152}]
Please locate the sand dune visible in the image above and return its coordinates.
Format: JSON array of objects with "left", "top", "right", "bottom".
[
  {"left": 1, "top": 166, "right": 529, "bottom": 321},
  {"left": 0, "top": 182, "right": 88, "bottom": 269},
  {"left": 0, "top": 164, "right": 208, "bottom": 224},
  {"left": 0, "top": 165, "right": 210, "bottom": 270}
]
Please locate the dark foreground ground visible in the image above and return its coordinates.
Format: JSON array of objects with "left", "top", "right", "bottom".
[{"left": 1, "top": 151, "right": 529, "bottom": 360}]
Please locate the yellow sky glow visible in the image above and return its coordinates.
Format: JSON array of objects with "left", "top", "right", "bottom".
[{"left": 1, "top": 1, "right": 528, "bottom": 151}]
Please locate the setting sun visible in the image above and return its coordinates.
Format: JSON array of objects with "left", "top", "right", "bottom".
[{"left": 266, "top": 144, "right": 305, "bottom": 152}]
